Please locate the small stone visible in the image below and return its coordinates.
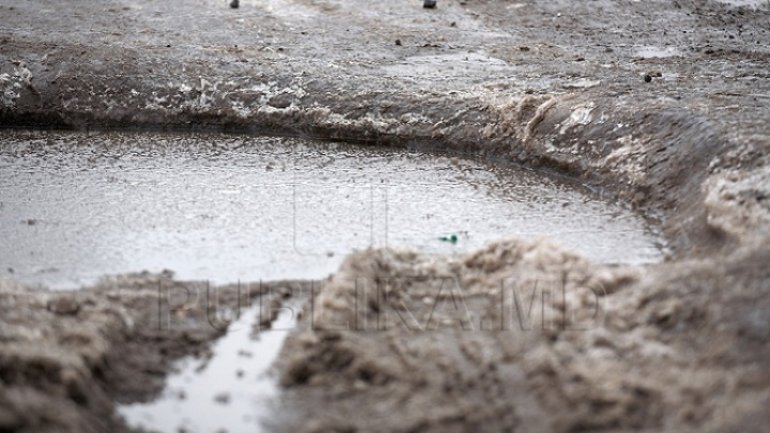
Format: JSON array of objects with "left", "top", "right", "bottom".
[
  {"left": 644, "top": 74, "right": 653, "bottom": 83},
  {"left": 230, "top": 0, "right": 239, "bottom": 8},
  {"left": 213, "top": 392, "right": 230, "bottom": 404},
  {"left": 47, "top": 296, "right": 80, "bottom": 316},
  {"left": 266, "top": 94, "right": 292, "bottom": 109},
  {"left": 182, "top": 331, "right": 207, "bottom": 344},
  {"left": 395, "top": 39, "right": 402, "bottom": 46},
  {"left": 519, "top": 46, "right": 530, "bottom": 51}
]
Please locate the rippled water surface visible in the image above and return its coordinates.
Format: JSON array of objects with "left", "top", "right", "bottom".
[
  {"left": 0, "top": 130, "right": 665, "bottom": 289},
  {"left": 118, "top": 303, "right": 296, "bottom": 433}
]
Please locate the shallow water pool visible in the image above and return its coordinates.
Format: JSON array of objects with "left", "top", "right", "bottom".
[
  {"left": 118, "top": 303, "right": 297, "bottom": 433},
  {"left": 0, "top": 130, "right": 665, "bottom": 289}
]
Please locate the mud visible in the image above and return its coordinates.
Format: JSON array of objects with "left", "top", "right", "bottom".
[
  {"left": 1, "top": 0, "right": 770, "bottom": 433},
  {"left": 0, "top": 275, "right": 309, "bottom": 433}
]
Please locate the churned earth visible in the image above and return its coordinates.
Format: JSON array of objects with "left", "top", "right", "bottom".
[{"left": 1, "top": 0, "right": 770, "bottom": 433}]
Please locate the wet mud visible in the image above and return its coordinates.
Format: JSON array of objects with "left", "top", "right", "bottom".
[{"left": 1, "top": 0, "right": 770, "bottom": 432}]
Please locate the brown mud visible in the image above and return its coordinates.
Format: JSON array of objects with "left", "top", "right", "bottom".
[{"left": 1, "top": 0, "right": 770, "bottom": 432}]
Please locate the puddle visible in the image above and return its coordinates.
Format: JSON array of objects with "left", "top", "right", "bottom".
[
  {"left": 118, "top": 302, "right": 297, "bottom": 433},
  {"left": 634, "top": 46, "right": 682, "bottom": 59},
  {"left": 715, "top": 0, "right": 769, "bottom": 7},
  {"left": 381, "top": 52, "right": 516, "bottom": 80},
  {"left": 2, "top": 129, "right": 667, "bottom": 432},
  {"left": 0, "top": 130, "right": 665, "bottom": 289}
]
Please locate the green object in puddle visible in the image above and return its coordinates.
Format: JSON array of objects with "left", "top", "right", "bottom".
[{"left": 439, "top": 234, "right": 459, "bottom": 245}]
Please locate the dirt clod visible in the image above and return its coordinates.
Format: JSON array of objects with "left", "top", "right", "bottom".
[{"left": 46, "top": 296, "right": 80, "bottom": 316}]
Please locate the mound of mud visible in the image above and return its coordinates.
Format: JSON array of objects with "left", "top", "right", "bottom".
[
  {"left": 275, "top": 238, "right": 770, "bottom": 433},
  {"left": 0, "top": 275, "right": 307, "bottom": 433}
]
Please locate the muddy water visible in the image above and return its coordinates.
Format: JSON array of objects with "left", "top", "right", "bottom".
[
  {"left": 119, "top": 303, "right": 298, "bottom": 433},
  {"left": 0, "top": 130, "right": 665, "bottom": 289},
  {"left": 1, "top": 130, "right": 667, "bottom": 433}
]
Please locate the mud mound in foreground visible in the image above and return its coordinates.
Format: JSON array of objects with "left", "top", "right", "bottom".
[{"left": 277, "top": 238, "right": 770, "bottom": 433}]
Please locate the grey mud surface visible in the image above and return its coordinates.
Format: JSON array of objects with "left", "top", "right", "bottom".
[{"left": 1, "top": 1, "right": 770, "bottom": 433}]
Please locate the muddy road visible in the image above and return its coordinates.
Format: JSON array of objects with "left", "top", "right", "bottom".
[{"left": 1, "top": 1, "right": 770, "bottom": 433}]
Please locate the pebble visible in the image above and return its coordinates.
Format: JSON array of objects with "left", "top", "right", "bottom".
[
  {"left": 213, "top": 393, "right": 230, "bottom": 404},
  {"left": 47, "top": 296, "right": 80, "bottom": 316}
]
